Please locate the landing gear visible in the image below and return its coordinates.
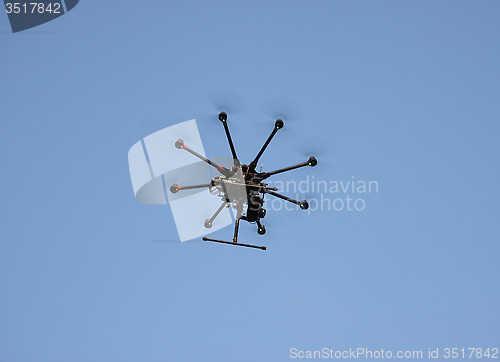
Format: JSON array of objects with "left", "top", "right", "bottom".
[
  {"left": 259, "top": 208, "right": 266, "bottom": 218},
  {"left": 203, "top": 211, "right": 266, "bottom": 250},
  {"left": 204, "top": 219, "right": 213, "bottom": 229}
]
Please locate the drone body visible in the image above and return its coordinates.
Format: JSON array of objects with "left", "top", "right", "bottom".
[{"left": 170, "top": 112, "right": 317, "bottom": 250}]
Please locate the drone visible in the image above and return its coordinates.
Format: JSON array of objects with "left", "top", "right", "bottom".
[{"left": 169, "top": 112, "right": 317, "bottom": 250}]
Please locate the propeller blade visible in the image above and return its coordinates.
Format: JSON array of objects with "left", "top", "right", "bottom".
[
  {"left": 206, "top": 89, "right": 248, "bottom": 115},
  {"left": 258, "top": 96, "right": 305, "bottom": 125},
  {"left": 195, "top": 89, "right": 248, "bottom": 141}
]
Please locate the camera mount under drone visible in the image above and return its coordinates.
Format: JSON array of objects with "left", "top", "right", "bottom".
[{"left": 169, "top": 112, "right": 317, "bottom": 250}]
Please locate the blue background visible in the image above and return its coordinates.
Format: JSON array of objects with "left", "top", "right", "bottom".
[{"left": 1, "top": 1, "right": 499, "bottom": 361}]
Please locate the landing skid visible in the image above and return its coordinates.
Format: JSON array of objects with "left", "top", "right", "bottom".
[{"left": 202, "top": 237, "right": 266, "bottom": 251}]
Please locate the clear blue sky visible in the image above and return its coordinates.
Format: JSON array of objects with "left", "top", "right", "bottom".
[{"left": 1, "top": 1, "right": 499, "bottom": 361}]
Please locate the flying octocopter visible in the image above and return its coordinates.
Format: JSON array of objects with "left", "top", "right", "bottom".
[{"left": 169, "top": 111, "right": 317, "bottom": 250}]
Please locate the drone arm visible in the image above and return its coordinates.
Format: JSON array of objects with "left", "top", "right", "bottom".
[
  {"left": 249, "top": 120, "right": 284, "bottom": 170},
  {"left": 264, "top": 190, "right": 309, "bottom": 210},
  {"left": 218, "top": 112, "right": 239, "bottom": 162},
  {"left": 175, "top": 139, "right": 232, "bottom": 177},
  {"left": 169, "top": 182, "right": 213, "bottom": 194},
  {"left": 204, "top": 200, "right": 228, "bottom": 228},
  {"left": 261, "top": 157, "right": 317, "bottom": 179}
]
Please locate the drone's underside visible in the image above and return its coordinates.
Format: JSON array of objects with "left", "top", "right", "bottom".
[{"left": 169, "top": 112, "right": 317, "bottom": 250}]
